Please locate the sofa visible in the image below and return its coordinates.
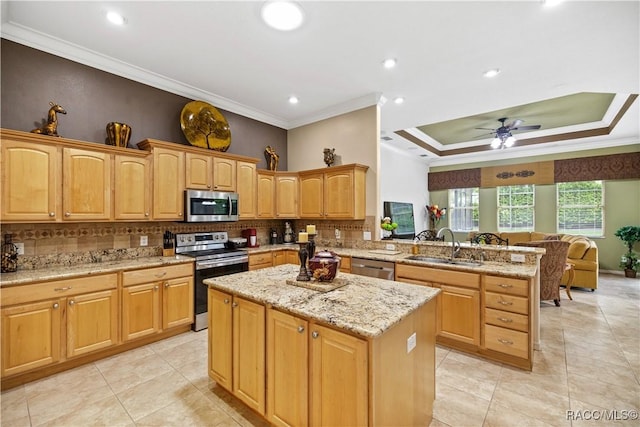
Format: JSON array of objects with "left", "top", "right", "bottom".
[{"left": 468, "top": 231, "right": 599, "bottom": 290}]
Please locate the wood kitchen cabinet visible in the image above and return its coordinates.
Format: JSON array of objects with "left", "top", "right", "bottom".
[
  {"left": 208, "top": 289, "right": 265, "bottom": 415},
  {"left": 257, "top": 170, "right": 276, "bottom": 218},
  {"left": 272, "top": 250, "right": 286, "bottom": 266},
  {"left": 1, "top": 273, "right": 118, "bottom": 377},
  {"left": 213, "top": 156, "right": 236, "bottom": 191},
  {"left": 395, "top": 264, "right": 480, "bottom": 348},
  {"left": 275, "top": 173, "right": 299, "bottom": 218},
  {"left": 237, "top": 161, "right": 257, "bottom": 218},
  {"left": 62, "top": 147, "right": 112, "bottom": 221},
  {"left": 114, "top": 154, "right": 151, "bottom": 220},
  {"left": 249, "top": 252, "right": 273, "bottom": 271},
  {"left": 138, "top": 141, "right": 185, "bottom": 220},
  {"left": 185, "top": 152, "right": 213, "bottom": 190},
  {"left": 299, "top": 164, "right": 368, "bottom": 219},
  {"left": 285, "top": 249, "right": 300, "bottom": 265},
  {"left": 121, "top": 263, "right": 194, "bottom": 341},
  {"left": 1, "top": 139, "right": 60, "bottom": 222}
]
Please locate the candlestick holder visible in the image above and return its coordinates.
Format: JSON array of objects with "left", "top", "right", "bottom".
[
  {"left": 306, "top": 233, "right": 316, "bottom": 278},
  {"left": 296, "top": 242, "right": 310, "bottom": 281}
]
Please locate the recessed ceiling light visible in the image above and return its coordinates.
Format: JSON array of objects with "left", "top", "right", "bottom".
[
  {"left": 288, "top": 96, "right": 299, "bottom": 104},
  {"left": 261, "top": 1, "right": 304, "bottom": 31},
  {"left": 383, "top": 58, "right": 397, "bottom": 69},
  {"left": 106, "top": 11, "right": 126, "bottom": 26},
  {"left": 394, "top": 97, "right": 404, "bottom": 104},
  {"left": 542, "top": 0, "right": 564, "bottom": 7},
  {"left": 483, "top": 68, "right": 501, "bottom": 78}
]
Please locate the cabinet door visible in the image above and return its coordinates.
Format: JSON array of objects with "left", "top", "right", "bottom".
[
  {"left": 324, "top": 169, "right": 354, "bottom": 218},
  {"left": 162, "top": 276, "right": 194, "bottom": 330},
  {"left": 1, "top": 140, "right": 60, "bottom": 221},
  {"left": 257, "top": 171, "right": 275, "bottom": 218},
  {"left": 62, "top": 148, "right": 112, "bottom": 220},
  {"left": 208, "top": 289, "right": 233, "bottom": 390},
  {"left": 152, "top": 147, "right": 185, "bottom": 220},
  {"left": 299, "top": 173, "right": 324, "bottom": 218},
  {"left": 213, "top": 157, "right": 236, "bottom": 191},
  {"left": 122, "top": 282, "right": 161, "bottom": 341},
  {"left": 233, "top": 297, "right": 266, "bottom": 415},
  {"left": 437, "top": 285, "right": 480, "bottom": 346},
  {"left": 66, "top": 289, "right": 118, "bottom": 358},
  {"left": 310, "top": 324, "right": 368, "bottom": 427},
  {"left": 1, "top": 299, "right": 62, "bottom": 376},
  {"left": 114, "top": 154, "right": 151, "bottom": 220},
  {"left": 275, "top": 174, "right": 299, "bottom": 218},
  {"left": 285, "top": 250, "right": 300, "bottom": 265},
  {"left": 185, "top": 152, "right": 212, "bottom": 190},
  {"left": 237, "top": 161, "right": 257, "bottom": 218},
  {"left": 272, "top": 250, "right": 286, "bottom": 266},
  {"left": 267, "top": 309, "right": 308, "bottom": 427}
]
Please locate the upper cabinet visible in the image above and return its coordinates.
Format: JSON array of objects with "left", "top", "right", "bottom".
[
  {"left": 62, "top": 148, "right": 112, "bottom": 221},
  {"left": 237, "top": 161, "right": 257, "bottom": 219},
  {"left": 213, "top": 157, "right": 236, "bottom": 192},
  {"left": 185, "top": 152, "right": 213, "bottom": 190},
  {"left": 257, "top": 170, "right": 275, "bottom": 218},
  {"left": 138, "top": 142, "right": 185, "bottom": 221},
  {"left": 299, "top": 164, "right": 368, "bottom": 220},
  {"left": 275, "top": 173, "right": 299, "bottom": 218},
  {"left": 1, "top": 138, "right": 60, "bottom": 222},
  {"left": 114, "top": 154, "right": 151, "bottom": 220}
]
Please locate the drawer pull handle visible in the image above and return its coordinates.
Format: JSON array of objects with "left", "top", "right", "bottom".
[
  {"left": 498, "top": 317, "right": 513, "bottom": 323},
  {"left": 498, "top": 338, "right": 514, "bottom": 345},
  {"left": 297, "top": 325, "right": 305, "bottom": 333},
  {"left": 499, "top": 284, "right": 513, "bottom": 288},
  {"left": 155, "top": 272, "right": 167, "bottom": 278},
  {"left": 54, "top": 287, "right": 72, "bottom": 291},
  {"left": 498, "top": 300, "right": 513, "bottom": 306}
]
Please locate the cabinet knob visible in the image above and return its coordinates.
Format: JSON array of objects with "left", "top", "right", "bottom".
[
  {"left": 53, "top": 303, "right": 59, "bottom": 309},
  {"left": 232, "top": 302, "right": 238, "bottom": 308},
  {"left": 223, "top": 298, "right": 230, "bottom": 304},
  {"left": 312, "top": 331, "right": 319, "bottom": 339},
  {"left": 64, "top": 212, "right": 71, "bottom": 217},
  {"left": 49, "top": 212, "right": 55, "bottom": 217},
  {"left": 68, "top": 300, "right": 75, "bottom": 306},
  {"left": 145, "top": 212, "right": 150, "bottom": 217},
  {"left": 297, "top": 325, "right": 305, "bottom": 333},
  {"left": 164, "top": 282, "right": 169, "bottom": 288},
  {"left": 178, "top": 212, "right": 182, "bottom": 216},
  {"left": 154, "top": 285, "right": 159, "bottom": 290}
]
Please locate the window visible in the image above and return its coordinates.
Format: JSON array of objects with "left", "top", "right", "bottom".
[
  {"left": 449, "top": 188, "right": 479, "bottom": 231},
  {"left": 498, "top": 185, "right": 534, "bottom": 232},
  {"left": 557, "top": 180, "right": 603, "bottom": 237}
]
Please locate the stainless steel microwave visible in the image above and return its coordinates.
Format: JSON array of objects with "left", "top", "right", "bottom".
[{"left": 184, "top": 189, "right": 239, "bottom": 222}]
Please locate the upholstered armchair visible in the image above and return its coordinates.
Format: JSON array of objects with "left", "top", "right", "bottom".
[{"left": 517, "top": 240, "right": 570, "bottom": 306}]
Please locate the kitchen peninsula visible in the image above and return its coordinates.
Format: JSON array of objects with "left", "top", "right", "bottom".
[{"left": 204, "top": 264, "right": 440, "bottom": 427}]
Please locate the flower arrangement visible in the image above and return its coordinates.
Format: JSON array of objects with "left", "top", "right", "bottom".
[{"left": 426, "top": 204, "right": 447, "bottom": 228}]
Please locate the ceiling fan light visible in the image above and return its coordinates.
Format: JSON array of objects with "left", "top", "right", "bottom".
[
  {"left": 483, "top": 68, "right": 501, "bottom": 78},
  {"left": 504, "top": 136, "right": 516, "bottom": 147},
  {"left": 490, "top": 138, "right": 502, "bottom": 149},
  {"left": 261, "top": 1, "right": 304, "bottom": 31}
]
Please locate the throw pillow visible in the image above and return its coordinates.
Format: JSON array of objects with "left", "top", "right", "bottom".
[{"left": 568, "top": 239, "right": 591, "bottom": 259}]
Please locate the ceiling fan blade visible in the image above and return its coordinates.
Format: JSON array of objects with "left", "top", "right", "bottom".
[
  {"left": 475, "top": 127, "right": 496, "bottom": 131},
  {"left": 505, "top": 119, "right": 523, "bottom": 129},
  {"left": 511, "top": 125, "right": 541, "bottom": 131}
]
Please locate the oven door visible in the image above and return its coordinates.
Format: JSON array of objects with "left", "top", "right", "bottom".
[{"left": 193, "top": 260, "right": 248, "bottom": 331}]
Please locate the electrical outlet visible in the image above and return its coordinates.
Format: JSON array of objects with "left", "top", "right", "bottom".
[
  {"left": 140, "top": 236, "right": 148, "bottom": 247},
  {"left": 363, "top": 231, "right": 371, "bottom": 241},
  {"left": 14, "top": 242, "right": 25, "bottom": 255},
  {"left": 385, "top": 243, "right": 395, "bottom": 251},
  {"left": 511, "top": 253, "right": 525, "bottom": 263},
  {"left": 335, "top": 229, "right": 341, "bottom": 239},
  {"left": 407, "top": 332, "right": 417, "bottom": 353}
]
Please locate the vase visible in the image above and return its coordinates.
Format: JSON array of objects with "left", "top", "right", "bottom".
[
  {"left": 381, "top": 229, "right": 392, "bottom": 240},
  {"left": 106, "top": 122, "right": 132, "bottom": 147},
  {"left": 624, "top": 269, "right": 637, "bottom": 278}
]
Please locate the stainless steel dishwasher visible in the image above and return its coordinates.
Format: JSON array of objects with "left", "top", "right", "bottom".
[{"left": 350, "top": 257, "right": 395, "bottom": 280}]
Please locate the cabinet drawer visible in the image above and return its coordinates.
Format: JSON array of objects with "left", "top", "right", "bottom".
[
  {"left": 485, "top": 292, "right": 528, "bottom": 315},
  {"left": 339, "top": 256, "right": 351, "bottom": 272},
  {"left": 485, "top": 324, "right": 528, "bottom": 359},
  {"left": 249, "top": 253, "right": 272, "bottom": 267},
  {"left": 484, "top": 275, "right": 528, "bottom": 297},
  {"left": 395, "top": 264, "right": 479, "bottom": 289},
  {"left": 1, "top": 273, "right": 118, "bottom": 306},
  {"left": 484, "top": 308, "right": 528, "bottom": 333},
  {"left": 122, "top": 263, "right": 193, "bottom": 286}
]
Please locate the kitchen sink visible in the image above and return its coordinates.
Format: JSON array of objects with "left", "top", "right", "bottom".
[{"left": 404, "top": 255, "right": 482, "bottom": 267}]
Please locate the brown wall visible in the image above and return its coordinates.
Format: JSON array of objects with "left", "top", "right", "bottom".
[{"left": 0, "top": 39, "right": 287, "bottom": 170}]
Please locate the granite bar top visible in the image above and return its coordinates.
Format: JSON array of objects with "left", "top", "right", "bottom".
[
  {"left": 204, "top": 264, "right": 440, "bottom": 339},
  {"left": 0, "top": 255, "right": 194, "bottom": 287},
  {"left": 247, "top": 244, "right": 539, "bottom": 279}
]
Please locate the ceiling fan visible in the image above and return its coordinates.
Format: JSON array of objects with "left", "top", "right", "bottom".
[{"left": 477, "top": 117, "right": 542, "bottom": 149}]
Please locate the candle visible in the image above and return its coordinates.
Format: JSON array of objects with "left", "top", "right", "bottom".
[
  {"left": 298, "top": 232, "right": 308, "bottom": 243},
  {"left": 306, "top": 224, "right": 316, "bottom": 235}
]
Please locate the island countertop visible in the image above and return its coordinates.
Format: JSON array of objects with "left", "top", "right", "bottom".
[{"left": 204, "top": 264, "right": 440, "bottom": 338}]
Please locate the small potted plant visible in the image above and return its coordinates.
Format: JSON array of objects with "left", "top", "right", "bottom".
[
  {"left": 380, "top": 217, "right": 398, "bottom": 240},
  {"left": 615, "top": 225, "right": 640, "bottom": 278}
]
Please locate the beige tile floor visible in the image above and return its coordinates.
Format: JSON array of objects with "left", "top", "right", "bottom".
[{"left": 1, "top": 273, "right": 639, "bottom": 426}]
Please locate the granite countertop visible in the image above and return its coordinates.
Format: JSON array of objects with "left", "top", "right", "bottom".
[
  {"left": 0, "top": 255, "right": 194, "bottom": 287},
  {"left": 247, "top": 244, "right": 538, "bottom": 279},
  {"left": 204, "top": 264, "right": 440, "bottom": 339}
]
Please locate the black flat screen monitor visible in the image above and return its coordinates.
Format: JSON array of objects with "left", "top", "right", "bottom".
[{"left": 383, "top": 201, "right": 415, "bottom": 239}]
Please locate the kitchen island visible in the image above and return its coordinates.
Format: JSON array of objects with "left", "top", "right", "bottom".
[{"left": 204, "top": 264, "right": 440, "bottom": 427}]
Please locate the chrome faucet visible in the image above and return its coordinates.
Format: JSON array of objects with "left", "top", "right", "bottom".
[{"left": 436, "top": 227, "right": 461, "bottom": 261}]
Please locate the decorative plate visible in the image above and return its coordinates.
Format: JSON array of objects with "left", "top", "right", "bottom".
[{"left": 180, "top": 101, "right": 231, "bottom": 151}]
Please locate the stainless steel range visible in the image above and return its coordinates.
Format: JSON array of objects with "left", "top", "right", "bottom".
[{"left": 175, "top": 231, "right": 248, "bottom": 331}]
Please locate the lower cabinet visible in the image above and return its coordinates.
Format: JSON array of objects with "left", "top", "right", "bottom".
[
  {"left": 208, "top": 289, "right": 266, "bottom": 414},
  {"left": 1, "top": 273, "right": 118, "bottom": 377},
  {"left": 122, "top": 263, "right": 194, "bottom": 341},
  {"left": 249, "top": 252, "right": 273, "bottom": 270}
]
